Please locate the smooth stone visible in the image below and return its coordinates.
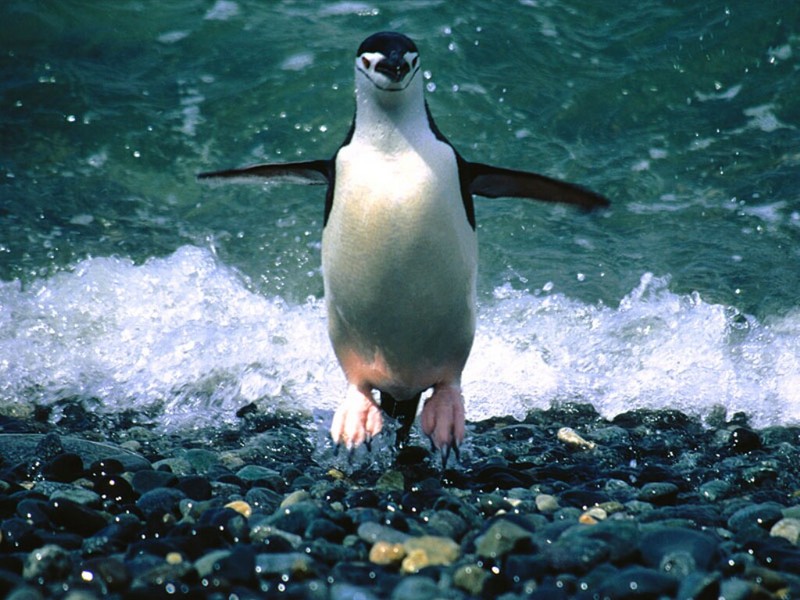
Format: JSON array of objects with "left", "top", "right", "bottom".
[
  {"left": 637, "top": 482, "right": 679, "bottom": 505},
  {"left": 48, "top": 498, "right": 108, "bottom": 536},
  {"left": 182, "top": 448, "right": 221, "bottom": 474},
  {"left": 596, "top": 566, "right": 679, "bottom": 599},
  {"left": 390, "top": 575, "right": 441, "bottom": 600},
  {"left": 453, "top": 564, "right": 490, "bottom": 596},
  {"left": 194, "top": 548, "right": 231, "bottom": 578},
  {"left": 236, "top": 465, "right": 282, "bottom": 488},
  {"left": 676, "top": 571, "right": 721, "bottom": 600},
  {"left": 535, "top": 494, "right": 559, "bottom": 514},
  {"left": 49, "top": 487, "right": 101, "bottom": 508},
  {"left": 400, "top": 535, "right": 460, "bottom": 573},
  {"left": 699, "top": 479, "right": 731, "bottom": 502},
  {"left": 375, "top": 470, "right": 404, "bottom": 492},
  {"left": 16, "top": 499, "right": 52, "bottom": 528},
  {"left": 249, "top": 518, "right": 303, "bottom": 548},
  {"left": 23, "top": 544, "right": 72, "bottom": 583},
  {"left": 224, "top": 500, "right": 252, "bottom": 518},
  {"left": 727, "top": 502, "right": 785, "bottom": 533},
  {"left": 91, "top": 473, "right": 138, "bottom": 504},
  {"left": 545, "top": 537, "right": 610, "bottom": 574},
  {"left": 245, "top": 487, "right": 283, "bottom": 513},
  {"left": 254, "top": 552, "right": 315, "bottom": 578},
  {"left": 330, "top": 583, "right": 379, "bottom": 600},
  {"left": 368, "top": 541, "right": 405, "bottom": 565},
  {"left": 270, "top": 501, "right": 324, "bottom": 535},
  {"left": 425, "top": 510, "right": 468, "bottom": 541},
  {"left": 79, "top": 556, "right": 130, "bottom": 593},
  {"left": 176, "top": 475, "right": 212, "bottom": 500},
  {"left": 771, "top": 518, "right": 800, "bottom": 544},
  {"left": 41, "top": 453, "right": 84, "bottom": 483},
  {"left": 280, "top": 489, "right": 311, "bottom": 508},
  {"left": 503, "top": 554, "right": 549, "bottom": 587},
  {"left": 475, "top": 519, "right": 534, "bottom": 559},
  {"left": 639, "top": 527, "right": 717, "bottom": 571},
  {"left": 305, "top": 518, "right": 347, "bottom": 543},
  {"left": 151, "top": 457, "right": 193, "bottom": 476},
  {"left": 728, "top": 427, "right": 762, "bottom": 453},
  {"left": 357, "top": 522, "right": 410, "bottom": 545},
  {"left": 135, "top": 487, "right": 186, "bottom": 518},
  {"left": 131, "top": 469, "right": 178, "bottom": 495}
]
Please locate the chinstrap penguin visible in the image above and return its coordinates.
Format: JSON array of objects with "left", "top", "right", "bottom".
[{"left": 199, "top": 32, "right": 609, "bottom": 465}]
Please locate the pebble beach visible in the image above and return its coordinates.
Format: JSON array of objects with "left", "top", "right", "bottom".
[{"left": 2, "top": 402, "right": 799, "bottom": 599}]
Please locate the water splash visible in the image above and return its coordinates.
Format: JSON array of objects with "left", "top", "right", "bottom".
[{"left": 0, "top": 247, "right": 797, "bottom": 431}]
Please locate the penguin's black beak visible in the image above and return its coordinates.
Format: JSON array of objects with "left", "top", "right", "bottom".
[{"left": 375, "top": 52, "right": 410, "bottom": 82}]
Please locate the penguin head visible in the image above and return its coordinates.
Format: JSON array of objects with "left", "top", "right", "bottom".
[{"left": 355, "top": 32, "right": 421, "bottom": 95}]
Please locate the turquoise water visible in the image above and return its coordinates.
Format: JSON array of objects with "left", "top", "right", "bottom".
[{"left": 1, "top": 1, "right": 798, "bottom": 430}]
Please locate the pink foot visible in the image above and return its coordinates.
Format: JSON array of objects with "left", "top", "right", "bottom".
[
  {"left": 330, "top": 384, "right": 384, "bottom": 449},
  {"left": 420, "top": 383, "right": 465, "bottom": 453}
]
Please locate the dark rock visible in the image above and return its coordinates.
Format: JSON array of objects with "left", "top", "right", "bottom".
[
  {"left": 92, "top": 473, "right": 138, "bottom": 504},
  {"left": 1, "top": 518, "right": 42, "bottom": 551},
  {"left": 135, "top": 487, "right": 186, "bottom": 518},
  {"left": 637, "top": 482, "right": 679, "bottom": 505},
  {"left": 344, "top": 489, "right": 381, "bottom": 509},
  {"left": 131, "top": 469, "right": 178, "bottom": 494},
  {"left": 47, "top": 497, "right": 108, "bottom": 536},
  {"left": 245, "top": 487, "right": 283, "bottom": 513},
  {"left": 728, "top": 427, "right": 762, "bottom": 453},
  {"left": 390, "top": 575, "right": 441, "bottom": 600},
  {"left": 41, "top": 452, "right": 84, "bottom": 482},
  {"left": 639, "top": 527, "right": 718, "bottom": 573},
  {"left": 270, "top": 501, "right": 324, "bottom": 535},
  {"left": 726, "top": 503, "right": 784, "bottom": 533},
  {"left": 545, "top": 536, "right": 610, "bottom": 574},
  {"left": 80, "top": 556, "right": 130, "bottom": 593},
  {"left": 596, "top": 566, "right": 679, "bottom": 599},
  {"left": 176, "top": 475, "right": 212, "bottom": 500},
  {"left": 215, "top": 545, "right": 256, "bottom": 585},
  {"left": 305, "top": 518, "right": 347, "bottom": 543}
]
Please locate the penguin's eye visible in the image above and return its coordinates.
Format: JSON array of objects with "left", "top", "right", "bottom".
[{"left": 361, "top": 57, "right": 371, "bottom": 69}]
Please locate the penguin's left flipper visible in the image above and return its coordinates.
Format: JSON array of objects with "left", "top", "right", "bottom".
[
  {"left": 197, "top": 160, "right": 332, "bottom": 186},
  {"left": 420, "top": 383, "right": 465, "bottom": 467},
  {"left": 466, "top": 162, "right": 610, "bottom": 211}
]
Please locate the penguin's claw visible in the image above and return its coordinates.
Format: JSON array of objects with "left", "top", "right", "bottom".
[
  {"left": 420, "top": 383, "right": 465, "bottom": 460},
  {"left": 330, "top": 384, "right": 384, "bottom": 450}
]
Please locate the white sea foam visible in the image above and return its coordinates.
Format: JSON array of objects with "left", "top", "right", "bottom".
[{"left": 0, "top": 246, "right": 797, "bottom": 431}]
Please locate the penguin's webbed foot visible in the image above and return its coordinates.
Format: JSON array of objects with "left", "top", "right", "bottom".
[
  {"left": 330, "top": 384, "right": 383, "bottom": 450},
  {"left": 420, "top": 383, "right": 465, "bottom": 467}
]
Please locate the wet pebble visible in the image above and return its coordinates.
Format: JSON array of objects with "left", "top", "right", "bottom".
[{"left": 3, "top": 403, "right": 800, "bottom": 599}]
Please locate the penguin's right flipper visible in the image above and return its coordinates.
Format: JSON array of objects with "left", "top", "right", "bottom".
[
  {"left": 197, "top": 159, "right": 332, "bottom": 185},
  {"left": 466, "top": 161, "right": 610, "bottom": 211}
]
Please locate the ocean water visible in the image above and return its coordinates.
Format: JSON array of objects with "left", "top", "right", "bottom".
[{"left": 1, "top": 1, "right": 798, "bottom": 434}]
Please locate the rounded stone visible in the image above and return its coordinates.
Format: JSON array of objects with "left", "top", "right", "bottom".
[
  {"left": 400, "top": 535, "right": 460, "bottom": 573},
  {"left": 453, "top": 564, "right": 490, "bottom": 596},
  {"left": 770, "top": 518, "right": 800, "bottom": 545},
  {"left": 475, "top": 519, "right": 534, "bottom": 559},
  {"left": 535, "top": 494, "right": 560, "bottom": 514},
  {"left": 637, "top": 482, "right": 679, "bottom": 505},
  {"left": 727, "top": 503, "right": 784, "bottom": 533},
  {"left": 639, "top": 527, "right": 718, "bottom": 571},
  {"left": 41, "top": 453, "right": 84, "bottom": 483},
  {"left": 369, "top": 541, "right": 405, "bottom": 565},
  {"left": 23, "top": 544, "right": 72, "bottom": 583},
  {"left": 131, "top": 469, "right": 178, "bottom": 495}
]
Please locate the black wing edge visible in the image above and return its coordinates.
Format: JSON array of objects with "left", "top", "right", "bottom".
[
  {"left": 197, "top": 159, "right": 332, "bottom": 185},
  {"left": 466, "top": 162, "right": 610, "bottom": 211}
]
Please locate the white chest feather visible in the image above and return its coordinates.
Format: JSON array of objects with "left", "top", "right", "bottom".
[{"left": 321, "top": 133, "right": 477, "bottom": 374}]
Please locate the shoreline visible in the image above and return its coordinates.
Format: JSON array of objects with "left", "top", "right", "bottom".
[{"left": 1, "top": 401, "right": 799, "bottom": 598}]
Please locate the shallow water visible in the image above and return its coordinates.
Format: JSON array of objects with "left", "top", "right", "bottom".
[{"left": 1, "top": 1, "right": 798, "bottom": 431}]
